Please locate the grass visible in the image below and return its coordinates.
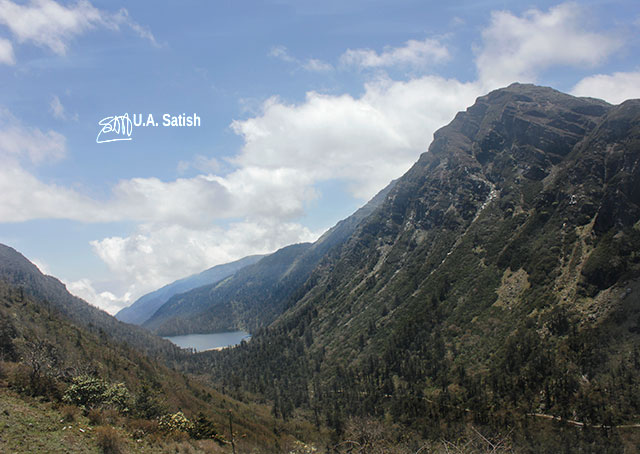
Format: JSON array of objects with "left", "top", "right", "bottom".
[{"left": 0, "top": 387, "right": 230, "bottom": 454}]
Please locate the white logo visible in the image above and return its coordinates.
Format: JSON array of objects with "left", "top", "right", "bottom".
[
  {"left": 97, "top": 113, "right": 200, "bottom": 143},
  {"left": 96, "top": 114, "right": 133, "bottom": 143}
]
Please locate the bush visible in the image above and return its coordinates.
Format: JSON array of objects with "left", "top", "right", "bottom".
[
  {"left": 61, "top": 404, "right": 79, "bottom": 422},
  {"left": 9, "top": 362, "right": 62, "bottom": 400},
  {"left": 158, "top": 411, "right": 192, "bottom": 434},
  {"left": 188, "top": 412, "right": 222, "bottom": 441},
  {"left": 131, "top": 384, "right": 164, "bottom": 419},
  {"left": 63, "top": 375, "right": 130, "bottom": 413},
  {"left": 127, "top": 418, "right": 161, "bottom": 439},
  {"left": 104, "top": 383, "right": 130, "bottom": 413},
  {"left": 95, "top": 426, "right": 124, "bottom": 454},
  {"left": 87, "top": 409, "right": 103, "bottom": 425},
  {"left": 64, "top": 375, "right": 108, "bottom": 409}
]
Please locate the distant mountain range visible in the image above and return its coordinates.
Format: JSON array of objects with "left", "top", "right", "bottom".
[{"left": 115, "top": 254, "right": 265, "bottom": 325}]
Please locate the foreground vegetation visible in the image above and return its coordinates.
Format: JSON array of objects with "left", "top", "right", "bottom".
[{"left": 0, "top": 275, "right": 322, "bottom": 453}]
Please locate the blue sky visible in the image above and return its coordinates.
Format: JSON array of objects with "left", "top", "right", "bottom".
[{"left": 0, "top": 0, "right": 638, "bottom": 313}]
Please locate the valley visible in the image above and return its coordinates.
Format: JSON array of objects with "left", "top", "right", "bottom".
[{"left": 2, "top": 83, "right": 640, "bottom": 453}]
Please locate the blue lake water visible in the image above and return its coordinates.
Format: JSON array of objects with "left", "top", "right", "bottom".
[{"left": 164, "top": 331, "right": 250, "bottom": 352}]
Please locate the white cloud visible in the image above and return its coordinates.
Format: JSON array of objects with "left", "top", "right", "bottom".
[
  {"left": 49, "top": 95, "right": 65, "bottom": 119},
  {"left": 476, "top": 2, "right": 621, "bottom": 88},
  {"left": 572, "top": 71, "right": 640, "bottom": 104},
  {"left": 269, "top": 45, "right": 295, "bottom": 63},
  {"left": 0, "top": 36, "right": 14, "bottom": 64},
  {"left": 31, "top": 257, "right": 51, "bottom": 275},
  {"left": 0, "top": 160, "right": 317, "bottom": 226},
  {"left": 232, "top": 76, "right": 480, "bottom": 199},
  {"left": 112, "top": 8, "right": 157, "bottom": 46},
  {"left": 177, "top": 155, "right": 221, "bottom": 174},
  {"left": 303, "top": 58, "right": 333, "bottom": 72},
  {"left": 269, "top": 45, "right": 333, "bottom": 72},
  {"left": 0, "top": 0, "right": 101, "bottom": 55},
  {"left": 0, "top": 0, "right": 156, "bottom": 58},
  {"left": 340, "top": 37, "right": 450, "bottom": 69},
  {"left": 0, "top": 110, "right": 66, "bottom": 163},
  {"left": 66, "top": 278, "right": 130, "bottom": 315},
  {"left": 0, "top": 163, "right": 98, "bottom": 222}
]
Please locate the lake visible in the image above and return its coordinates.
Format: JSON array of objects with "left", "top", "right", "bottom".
[{"left": 164, "top": 331, "right": 251, "bottom": 352}]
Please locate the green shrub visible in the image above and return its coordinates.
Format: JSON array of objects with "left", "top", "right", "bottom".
[
  {"left": 103, "top": 382, "right": 130, "bottom": 413},
  {"left": 188, "top": 412, "right": 223, "bottom": 441},
  {"left": 131, "top": 383, "right": 164, "bottom": 419},
  {"left": 63, "top": 375, "right": 130, "bottom": 413},
  {"left": 158, "top": 411, "right": 193, "bottom": 434}
]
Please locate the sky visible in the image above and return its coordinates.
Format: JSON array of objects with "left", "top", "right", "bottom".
[{"left": 0, "top": 0, "right": 639, "bottom": 314}]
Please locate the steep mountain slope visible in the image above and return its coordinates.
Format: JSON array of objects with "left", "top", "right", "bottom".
[
  {"left": 115, "top": 254, "right": 264, "bottom": 325},
  {"left": 193, "top": 84, "right": 640, "bottom": 448},
  {"left": 143, "top": 180, "right": 396, "bottom": 335}
]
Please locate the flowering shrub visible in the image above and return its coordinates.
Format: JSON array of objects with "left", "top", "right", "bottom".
[
  {"left": 63, "top": 375, "right": 130, "bottom": 413},
  {"left": 158, "top": 411, "right": 193, "bottom": 433}
]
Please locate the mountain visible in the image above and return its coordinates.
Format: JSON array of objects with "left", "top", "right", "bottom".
[
  {"left": 188, "top": 84, "right": 640, "bottom": 449},
  {"left": 115, "top": 254, "right": 265, "bottom": 325},
  {"left": 143, "top": 179, "right": 396, "bottom": 336}
]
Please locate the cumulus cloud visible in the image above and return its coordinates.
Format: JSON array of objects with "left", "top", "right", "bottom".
[
  {"left": 66, "top": 278, "right": 130, "bottom": 315},
  {"left": 0, "top": 0, "right": 156, "bottom": 58},
  {"left": 30, "top": 257, "right": 51, "bottom": 275},
  {"left": 572, "top": 71, "right": 640, "bottom": 104},
  {"left": 0, "top": 164, "right": 100, "bottom": 222},
  {"left": 232, "top": 76, "right": 480, "bottom": 199},
  {"left": 269, "top": 45, "right": 295, "bottom": 63},
  {"left": 476, "top": 2, "right": 620, "bottom": 88},
  {"left": 0, "top": 37, "right": 14, "bottom": 64},
  {"left": 303, "top": 58, "right": 333, "bottom": 72},
  {"left": 340, "top": 37, "right": 450, "bottom": 69},
  {"left": 0, "top": 165, "right": 317, "bottom": 226}
]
